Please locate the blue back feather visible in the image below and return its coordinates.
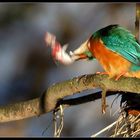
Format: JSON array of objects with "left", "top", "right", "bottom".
[{"left": 92, "top": 25, "right": 140, "bottom": 66}]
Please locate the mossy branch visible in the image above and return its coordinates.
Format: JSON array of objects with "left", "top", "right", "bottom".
[{"left": 0, "top": 74, "right": 140, "bottom": 123}]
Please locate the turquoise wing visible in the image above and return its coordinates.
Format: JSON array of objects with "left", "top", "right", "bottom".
[{"left": 95, "top": 25, "right": 140, "bottom": 66}]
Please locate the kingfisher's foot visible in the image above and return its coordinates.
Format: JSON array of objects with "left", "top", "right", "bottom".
[
  {"left": 96, "top": 71, "right": 108, "bottom": 75},
  {"left": 115, "top": 71, "right": 127, "bottom": 81}
]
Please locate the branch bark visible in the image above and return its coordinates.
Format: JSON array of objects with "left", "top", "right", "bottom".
[{"left": 0, "top": 74, "right": 140, "bottom": 123}]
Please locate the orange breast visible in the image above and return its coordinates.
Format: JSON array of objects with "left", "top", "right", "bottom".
[{"left": 89, "top": 38, "right": 131, "bottom": 78}]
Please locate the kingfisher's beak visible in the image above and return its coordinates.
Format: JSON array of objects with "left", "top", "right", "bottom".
[
  {"left": 70, "top": 40, "right": 89, "bottom": 61},
  {"left": 70, "top": 52, "right": 88, "bottom": 61}
]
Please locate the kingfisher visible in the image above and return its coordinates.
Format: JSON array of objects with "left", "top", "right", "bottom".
[
  {"left": 45, "top": 25, "right": 140, "bottom": 114},
  {"left": 71, "top": 24, "right": 140, "bottom": 80}
]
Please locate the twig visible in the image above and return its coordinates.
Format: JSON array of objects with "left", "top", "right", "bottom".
[
  {"left": 53, "top": 110, "right": 57, "bottom": 137},
  {"left": 91, "top": 120, "right": 120, "bottom": 137},
  {"left": 53, "top": 105, "right": 64, "bottom": 137}
]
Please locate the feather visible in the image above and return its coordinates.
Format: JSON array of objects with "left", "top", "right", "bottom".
[{"left": 93, "top": 25, "right": 140, "bottom": 66}]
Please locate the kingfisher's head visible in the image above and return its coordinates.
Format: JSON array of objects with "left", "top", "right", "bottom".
[{"left": 70, "top": 39, "right": 94, "bottom": 61}]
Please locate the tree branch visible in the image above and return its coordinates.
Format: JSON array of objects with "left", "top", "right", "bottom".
[{"left": 0, "top": 74, "right": 140, "bottom": 123}]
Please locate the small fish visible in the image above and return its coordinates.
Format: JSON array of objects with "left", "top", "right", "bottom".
[{"left": 45, "top": 32, "right": 74, "bottom": 65}]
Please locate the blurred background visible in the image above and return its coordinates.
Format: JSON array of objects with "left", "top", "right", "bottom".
[{"left": 0, "top": 3, "right": 136, "bottom": 137}]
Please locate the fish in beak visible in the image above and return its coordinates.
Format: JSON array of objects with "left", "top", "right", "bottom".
[
  {"left": 70, "top": 39, "right": 90, "bottom": 61},
  {"left": 45, "top": 32, "right": 92, "bottom": 65}
]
